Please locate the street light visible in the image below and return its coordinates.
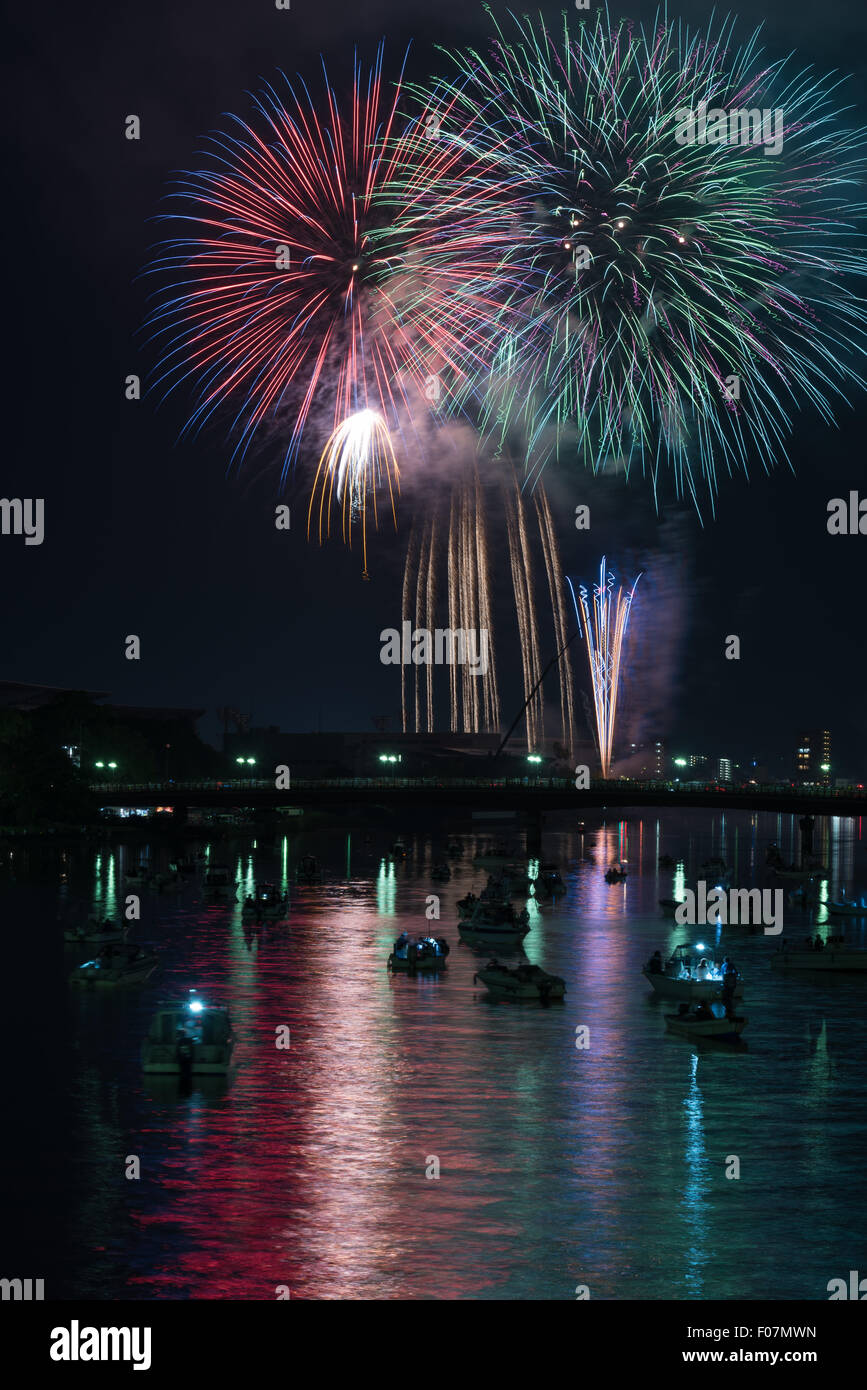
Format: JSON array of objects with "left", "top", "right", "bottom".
[
  {"left": 527, "top": 754, "right": 543, "bottom": 764},
  {"left": 236, "top": 756, "right": 257, "bottom": 765}
]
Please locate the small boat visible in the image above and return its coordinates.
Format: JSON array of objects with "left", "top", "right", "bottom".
[
  {"left": 153, "top": 866, "right": 182, "bottom": 891},
  {"left": 242, "top": 883, "right": 289, "bottom": 920},
  {"left": 827, "top": 898, "right": 867, "bottom": 916},
  {"left": 664, "top": 1006, "right": 748, "bottom": 1043},
  {"left": 643, "top": 945, "right": 744, "bottom": 1002},
  {"left": 459, "top": 898, "right": 531, "bottom": 943},
  {"left": 474, "top": 959, "right": 565, "bottom": 1001},
  {"left": 473, "top": 843, "right": 517, "bottom": 867},
  {"left": 142, "top": 997, "right": 234, "bottom": 1074},
  {"left": 431, "top": 860, "right": 451, "bottom": 882},
  {"left": 71, "top": 943, "right": 159, "bottom": 987},
  {"left": 770, "top": 942, "right": 867, "bottom": 971},
  {"left": 605, "top": 862, "right": 627, "bottom": 883},
  {"left": 203, "top": 865, "right": 237, "bottom": 898},
  {"left": 387, "top": 934, "right": 449, "bottom": 972},
  {"left": 64, "top": 918, "right": 124, "bottom": 945},
  {"left": 535, "top": 863, "right": 565, "bottom": 896},
  {"left": 295, "top": 854, "right": 321, "bottom": 884}
]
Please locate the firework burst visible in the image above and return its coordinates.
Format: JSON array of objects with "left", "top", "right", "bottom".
[
  {"left": 142, "top": 45, "right": 459, "bottom": 561},
  {"left": 394, "top": 7, "right": 867, "bottom": 507}
]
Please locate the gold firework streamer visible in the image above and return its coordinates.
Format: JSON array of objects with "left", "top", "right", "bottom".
[
  {"left": 504, "top": 485, "right": 538, "bottom": 748},
  {"left": 475, "top": 469, "right": 500, "bottom": 731},
  {"left": 401, "top": 526, "right": 420, "bottom": 733},
  {"left": 535, "top": 488, "right": 576, "bottom": 755},
  {"left": 514, "top": 481, "right": 544, "bottom": 746}
]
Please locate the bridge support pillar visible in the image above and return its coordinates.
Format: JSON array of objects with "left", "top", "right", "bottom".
[{"left": 525, "top": 810, "right": 544, "bottom": 856}]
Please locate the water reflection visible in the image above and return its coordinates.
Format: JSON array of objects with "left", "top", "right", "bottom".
[{"left": 6, "top": 807, "right": 867, "bottom": 1299}]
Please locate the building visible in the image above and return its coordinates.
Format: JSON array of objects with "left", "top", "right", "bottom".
[
  {"left": 717, "top": 757, "right": 733, "bottom": 783},
  {"left": 796, "top": 730, "right": 831, "bottom": 786}
]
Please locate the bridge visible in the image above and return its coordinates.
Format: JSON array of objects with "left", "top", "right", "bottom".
[{"left": 89, "top": 777, "right": 867, "bottom": 818}]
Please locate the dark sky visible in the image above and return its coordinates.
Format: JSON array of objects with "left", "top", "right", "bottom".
[{"left": 3, "top": 0, "right": 866, "bottom": 772}]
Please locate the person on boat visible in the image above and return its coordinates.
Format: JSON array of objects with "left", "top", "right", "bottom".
[
  {"left": 647, "top": 950, "right": 663, "bottom": 975},
  {"left": 696, "top": 958, "right": 711, "bottom": 980},
  {"left": 393, "top": 932, "right": 409, "bottom": 957}
]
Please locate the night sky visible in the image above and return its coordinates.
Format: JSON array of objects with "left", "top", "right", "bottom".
[{"left": 4, "top": 0, "right": 866, "bottom": 770}]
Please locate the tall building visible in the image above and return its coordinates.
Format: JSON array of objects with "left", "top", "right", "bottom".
[
  {"left": 718, "top": 757, "right": 733, "bottom": 783},
  {"left": 796, "top": 730, "right": 831, "bottom": 786}
]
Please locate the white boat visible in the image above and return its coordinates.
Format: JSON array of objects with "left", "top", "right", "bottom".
[
  {"left": 458, "top": 898, "right": 530, "bottom": 943},
  {"left": 64, "top": 919, "right": 125, "bottom": 945},
  {"left": 388, "top": 935, "right": 449, "bottom": 971},
  {"left": 643, "top": 945, "right": 744, "bottom": 1002},
  {"left": 665, "top": 1008, "right": 748, "bottom": 1042},
  {"left": 203, "top": 865, "right": 237, "bottom": 898},
  {"left": 71, "top": 943, "right": 159, "bottom": 987},
  {"left": 770, "top": 944, "right": 867, "bottom": 971},
  {"left": 827, "top": 899, "right": 867, "bottom": 916},
  {"left": 474, "top": 960, "right": 565, "bottom": 1001},
  {"left": 142, "top": 998, "right": 234, "bottom": 1074}
]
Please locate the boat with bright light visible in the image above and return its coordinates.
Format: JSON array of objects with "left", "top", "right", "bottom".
[
  {"left": 141, "top": 997, "right": 235, "bottom": 1074},
  {"left": 387, "top": 934, "right": 450, "bottom": 972},
  {"left": 643, "top": 944, "right": 744, "bottom": 1002},
  {"left": 474, "top": 960, "right": 565, "bottom": 1001},
  {"left": 241, "top": 883, "right": 289, "bottom": 920},
  {"left": 71, "top": 943, "right": 159, "bottom": 987}
]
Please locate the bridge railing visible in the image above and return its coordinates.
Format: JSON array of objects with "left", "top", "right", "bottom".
[{"left": 88, "top": 776, "right": 864, "bottom": 798}]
